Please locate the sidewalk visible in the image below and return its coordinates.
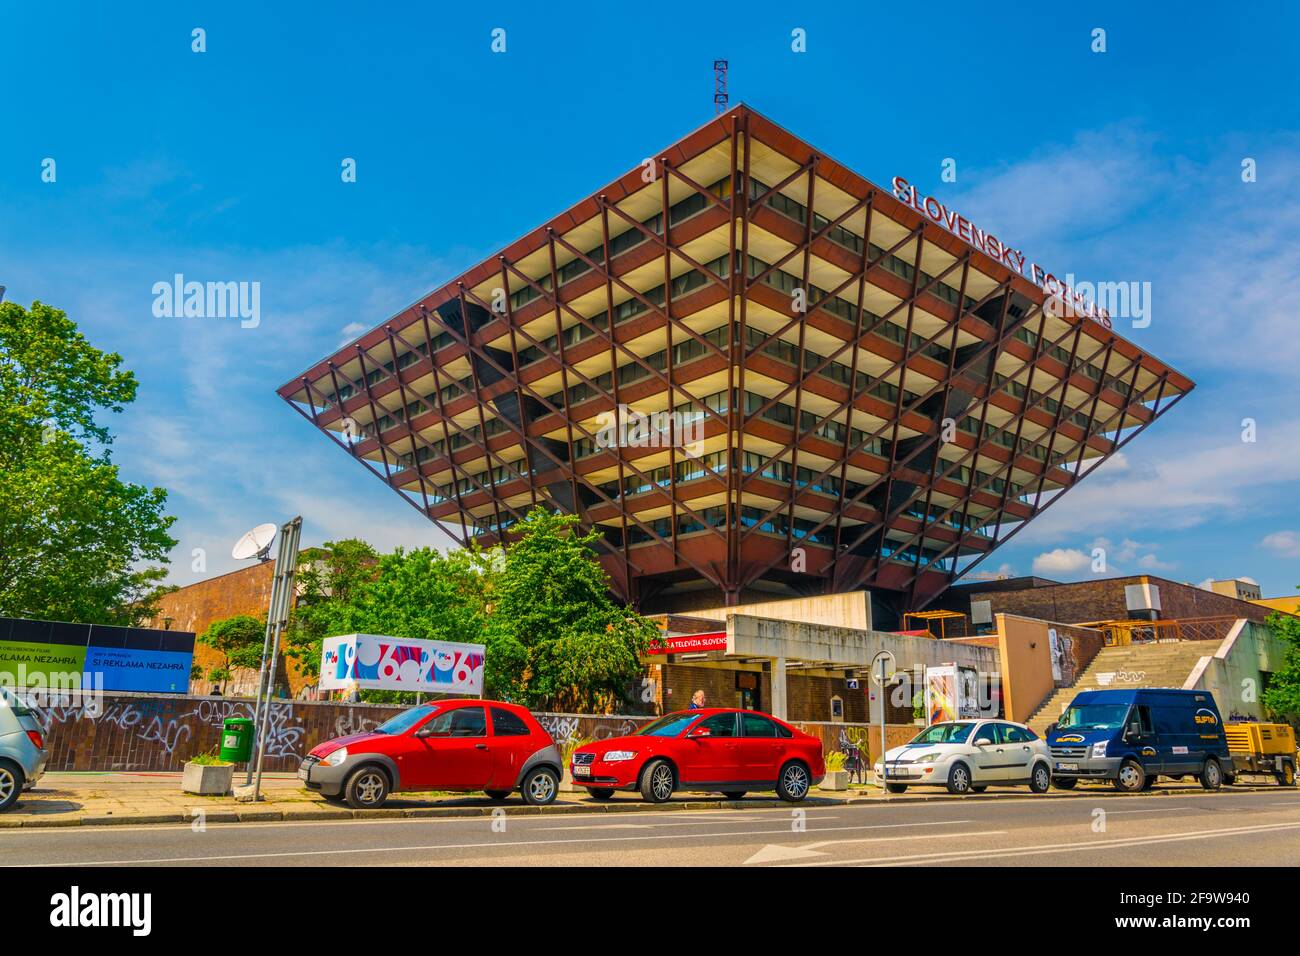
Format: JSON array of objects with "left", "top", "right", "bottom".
[{"left": 1, "top": 773, "right": 1280, "bottom": 829}]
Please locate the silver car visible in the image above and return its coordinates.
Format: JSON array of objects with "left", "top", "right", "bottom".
[{"left": 0, "top": 688, "right": 48, "bottom": 811}]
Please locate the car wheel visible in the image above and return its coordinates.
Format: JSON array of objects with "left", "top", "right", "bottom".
[
  {"left": 1276, "top": 763, "right": 1296, "bottom": 788},
  {"left": 1199, "top": 758, "right": 1223, "bottom": 792},
  {"left": 777, "top": 761, "right": 811, "bottom": 802},
  {"left": 485, "top": 789, "right": 512, "bottom": 802},
  {"left": 885, "top": 782, "right": 908, "bottom": 794},
  {"left": 343, "top": 765, "right": 390, "bottom": 810},
  {"left": 945, "top": 762, "right": 972, "bottom": 795},
  {"left": 639, "top": 760, "right": 675, "bottom": 803},
  {"left": 0, "top": 761, "right": 23, "bottom": 812},
  {"left": 722, "top": 791, "right": 747, "bottom": 800},
  {"left": 521, "top": 767, "right": 559, "bottom": 806},
  {"left": 587, "top": 787, "right": 615, "bottom": 801},
  {"left": 1114, "top": 759, "right": 1145, "bottom": 793},
  {"left": 1052, "top": 777, "right": 1077, "bottom": 790},
  {"left": 1030, "top": 763, "right": 1051, "bottom": 794}
]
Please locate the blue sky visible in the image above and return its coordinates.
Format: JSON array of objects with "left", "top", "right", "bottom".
[{"left": 3, "top": 2, "right": 1299, "bottom": 596}]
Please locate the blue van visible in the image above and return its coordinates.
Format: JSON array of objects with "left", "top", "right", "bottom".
[{"left": 1045, "top": 688, "right": 1231, "bottom": 792}]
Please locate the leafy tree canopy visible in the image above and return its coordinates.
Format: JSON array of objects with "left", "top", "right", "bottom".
[
  {"left": 197, "top": 613, "right": 266, "bottom": 680},
  {"left": 1262, "top": 595, "right": 1300, "bottom": 723},
  {"left": 288, "top": 510, "right": 656, "bottom": 711},
  {"left": 0, "top": 301, "right": 176, "bottom": 624}
]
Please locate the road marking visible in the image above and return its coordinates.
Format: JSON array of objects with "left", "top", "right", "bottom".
[
  {"left": 541, "top": 815, "right": 835, "bottom": 832},
  {"left": 1104, "top": 807, "right": 1194, "bottom": 815},
  {"left": 745, "top": 828, "right": 1004, "bottom": 864},
  {"left": 784, "top": 820, "right": 1300, "bottom": 866},
  {"left": 5, "top": 819, "right": 974, "bottom": 867}
]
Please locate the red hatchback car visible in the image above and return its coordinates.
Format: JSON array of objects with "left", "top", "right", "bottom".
[
  {"left": 299, "top": 699, "right": 562, "bottom": 809},
  {"left": 571, "top": 708, "right": 824, "bottom": 803}
]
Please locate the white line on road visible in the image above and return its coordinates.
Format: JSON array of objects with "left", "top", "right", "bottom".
[
  {"left": 7, "top": 820, "right": 985, "bottom": 867},
  {"left": 784, "top": 820, "right": 1300, "bottom": 866}
]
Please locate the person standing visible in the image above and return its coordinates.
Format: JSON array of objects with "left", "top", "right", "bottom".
[{"left": 689, "top": 689, "right": 706, "bottom": 709}]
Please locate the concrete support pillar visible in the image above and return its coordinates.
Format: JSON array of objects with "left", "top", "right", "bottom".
[{"left": 772, "top": 656, "right": 788, "bottom": 720}]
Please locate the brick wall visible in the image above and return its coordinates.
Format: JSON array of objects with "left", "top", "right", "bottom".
[
  {"left": 143, "top": 563, "right": 309, "bottom": 696},
  {"left": 972, "top": 576, "right": 1271, "bottom": 628},
  {"left": 660, "top": 663, "right": 869, "bottom": 722}
]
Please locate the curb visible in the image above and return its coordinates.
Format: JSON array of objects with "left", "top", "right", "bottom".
[{"left": 1, "top": 784, "right": 1286, "bottom": 830}]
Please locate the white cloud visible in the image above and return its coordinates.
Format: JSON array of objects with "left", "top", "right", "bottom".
[
  {"left": 1032, "top": 548, "right": 1092, "bottom": 575},
  {"left": 1262, "top": 531, "right": 1300, "bottom": 558}
]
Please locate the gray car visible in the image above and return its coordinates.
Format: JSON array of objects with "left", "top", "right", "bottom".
[{"left": 0, "top": 688, "right": 48, "bottom": 811}]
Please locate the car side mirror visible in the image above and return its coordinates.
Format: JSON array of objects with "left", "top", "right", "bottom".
[
  {"left": 1045, "top": 722, "right": 1058, "bottom": 737},
  {"left": 1126, "top": 722, "right": 1141, "bottom": 740},
  {"left": 974, "top": 737, "right": 993, "bottom": 748},
  {"left": 687, "top": 727, "right": 711, "bottom": 739}
]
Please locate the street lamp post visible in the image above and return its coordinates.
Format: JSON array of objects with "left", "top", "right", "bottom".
[{"left": 871, "top": 650, "right": 896, "bottom": 791}]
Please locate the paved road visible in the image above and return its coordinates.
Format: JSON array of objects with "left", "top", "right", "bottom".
[{"left": 5, "top": 790, "right": 1299, "bottom": 867}]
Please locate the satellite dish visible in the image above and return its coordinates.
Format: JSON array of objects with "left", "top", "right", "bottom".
[{"left": 232, "top": 523, "right": 277, "bottom": 562}]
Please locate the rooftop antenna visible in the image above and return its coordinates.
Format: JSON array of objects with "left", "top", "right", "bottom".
[
  {"left": 232, "top": 522, "right": 278, "bottom": 563},
  {"left": 714, "top": 60, "right": 728, "bottom": 114}
]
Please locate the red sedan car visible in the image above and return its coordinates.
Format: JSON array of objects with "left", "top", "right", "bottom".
[
  {"left": 299, "top": 699, "right": 562, "bottom": 809},
  {"left": 571, "top": 708, "right": 824, "bottom": 803}
]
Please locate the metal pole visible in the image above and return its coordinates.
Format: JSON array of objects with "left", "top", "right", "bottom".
[
  {"left": 244, "top": 543, "right": 286, "bottom": 787},
  {"left": 252, "top": 517, "right": 302, "bottom": 801},
  {"left": 872, "top": 650, "right": 894, "bottom": 791}
]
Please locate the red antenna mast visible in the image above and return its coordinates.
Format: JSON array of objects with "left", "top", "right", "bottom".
[{"left": 714, "top": 60, "right": 728, "bottom": 114}]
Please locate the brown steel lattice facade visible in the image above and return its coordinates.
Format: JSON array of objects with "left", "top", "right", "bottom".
[{"left": 277, "top": 105, "right": 1192, "bottom": 619}]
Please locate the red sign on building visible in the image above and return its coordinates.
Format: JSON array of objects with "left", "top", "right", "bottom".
[{"left": 648, "top": 632, "right": 728, "bottom": 655}]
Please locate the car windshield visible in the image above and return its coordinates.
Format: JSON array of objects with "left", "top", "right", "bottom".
[
  {"left": 1057, "top": 703, "right": 1130, "bottom": 731},
  {"left": 636, "top": 712, "right": 701, "bottom": 738},
  {"left": 374, "top": 704, "right": 439, "bottom": 735},
  {"left": 908, "top": 722, "right": 975, "bottom": 745}
]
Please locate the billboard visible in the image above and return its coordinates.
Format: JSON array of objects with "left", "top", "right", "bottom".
[
  {"left": 0, "top": 617, "right": 194, "bottom": 693},
  {"left": 924, "top": 663, "right": 982, "bottom": 724},
  {"left": 319, "top": 634, "right": 485, "bottom": 696}
]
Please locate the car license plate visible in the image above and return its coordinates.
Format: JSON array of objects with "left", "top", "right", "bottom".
[
  {"left": 298, "top": 767, "right": 309, "bottom": 780},
  {"left": 573, "top": 765, "right": 590, "bottom": 777},
  {"left": 1056, "top": 762, "right": 1078, "bottom": 771}
]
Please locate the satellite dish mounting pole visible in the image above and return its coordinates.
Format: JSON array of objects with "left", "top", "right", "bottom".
[{"left": 246, "top": 516, "right": 303, "bottom": 796}]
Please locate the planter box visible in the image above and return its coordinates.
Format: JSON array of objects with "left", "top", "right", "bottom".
[
  {"left": 558, "top": 768, "right": 579, "bottom": 793},
  {"left": 819, "top": 770, "right": 849, "bottom": 791},
  {"left": 182, "top": 762, "right": 234, "bottom": 796}
]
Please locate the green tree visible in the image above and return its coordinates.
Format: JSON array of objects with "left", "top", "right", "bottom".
[
  {"left": 1261, "top": 598, "right": 1300, "bottom": 722},
  {"left": 483, "top": 509, "right": 656, "bottom": 710},
  {"left": 0, "top": 300, "right": 176, "bottom": 623},
  {"left": 197, "top": 614, "right": 266, "bottom": 686},
  {"left": 284, "top": 538, "right": 381, "bottom": 677}
]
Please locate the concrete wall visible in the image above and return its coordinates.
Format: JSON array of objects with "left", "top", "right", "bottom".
[
  {"left": 727, "top": 614, "right": 998, "bottom": 723},
  {"left": 688, "top": 591, "right": 871, "bottom": 631},
  {"left": 1187, "top": 619, "right": 1289, "bottom": 721},
  {"left": 993, "top": 615, "right": 1105, "bottom": 722}
]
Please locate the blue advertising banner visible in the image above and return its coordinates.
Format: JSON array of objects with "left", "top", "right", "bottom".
[{"left": 0, "top": 617, "right": 195, "bottom": 693}]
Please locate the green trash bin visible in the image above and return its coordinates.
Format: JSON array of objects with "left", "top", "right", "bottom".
[{"left": 219, "top": 717, "right": 254, "bottom": 763}]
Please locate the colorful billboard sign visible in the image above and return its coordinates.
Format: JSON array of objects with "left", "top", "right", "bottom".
[
  {"left": 0, "top": 617, "right": 194, "bottom": 693},
  {"left": 319, "top": 634, "right": 485, "bottom": 696},
  {"left": 924, "top": 663, "right": 982, "bottom": 724}
]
